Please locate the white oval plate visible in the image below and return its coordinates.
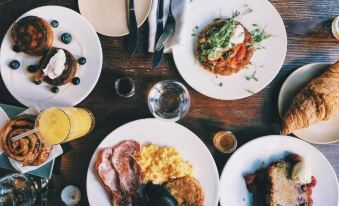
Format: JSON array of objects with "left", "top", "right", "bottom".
[
  {"left": 86, "top": 118, "right": 219, "bottom": 206},
  {"left": 172, "top": 0, "right": 287, "bottom": 100},
  {"left": 220, "top": 135, "right": 338, "bottom": 206},
  {"left": 0, "top": 6, "right": 102, "bottom": 108},
  {"left": 278, "top": 63, "right": 339, "bottom": 144},
  {"left": 78, "top": 0, "right": 152, "bottom": 37}
]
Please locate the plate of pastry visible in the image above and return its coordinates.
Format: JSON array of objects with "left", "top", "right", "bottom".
[
  {"left": 0, "top": 6, "right": 103, "bottom": 108},
  {"left": 78, "top": 0, "right": 152, "bottom": 36},
  {"left": 172, "top": 0, "right": 287, "bottom": 100},
  {"left": 219, "top": 135, "right": 339, "bottom": 206},
  {"left": 279, "top": 62, "right": 339, "bottom": 144},
  {"left": 86, "top": 118, "right": 219, "bottom": 206}
]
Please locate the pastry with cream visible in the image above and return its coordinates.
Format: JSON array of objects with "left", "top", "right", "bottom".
[{"left": 34, "top": 47, "right": 78, "bottom": 86}]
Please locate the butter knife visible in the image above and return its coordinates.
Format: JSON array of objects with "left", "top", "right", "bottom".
[
  {"left": 127, "top": 0, "right": 138, "bottom": 54},
  {"left": 152, "top": 0, "right": 164, "bottom": 69}
]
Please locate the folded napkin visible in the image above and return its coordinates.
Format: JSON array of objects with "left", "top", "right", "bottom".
[
  {"left": 148, "top": 0, "right": 190, "bottom": 53},
  {"left": 0, "top": 106, "right": 63, "bottom": 174}
]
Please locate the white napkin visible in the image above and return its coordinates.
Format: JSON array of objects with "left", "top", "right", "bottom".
[
  {"left": 148, "top": 0, "right": 190, "bottom": 53},
  {"left": 0, "top": 106, "right": 63, "bottom": 173}
]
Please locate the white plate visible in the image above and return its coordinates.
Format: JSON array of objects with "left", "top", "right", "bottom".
[
  {"left": 220, "top": 135, "right": 339, "bottom": 206},
  {"left": 78, "top": 0, "right": 152, "bottom": 37},
  {"left": 278, "top": 63, "right": 339, "bottom": 144},
  {"left": 0, "top": 6, "right": 103, "bottom": 108},
  {"left": 86, "top": 118, "right": 219, "bottom": 206},
  {"left": 172, "top": 0, "right": 287, "bottom": 100}
]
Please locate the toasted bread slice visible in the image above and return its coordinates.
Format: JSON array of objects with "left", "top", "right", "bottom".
[
  {"left": 268, "top": 161, "right": 312, "bottom": 206},
  {"left": 35, "top": 47, "right": 78, "bottom": 86},
  {"left": 11, "top": 16, "right": 53, "bottom": 56},
  {"left": 196, "top": 19, "right": 254, "bottom": 76}
]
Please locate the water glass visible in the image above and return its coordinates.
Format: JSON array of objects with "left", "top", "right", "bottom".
[{"left": 148, "top": 80, "right": 190, "bottom": 122}]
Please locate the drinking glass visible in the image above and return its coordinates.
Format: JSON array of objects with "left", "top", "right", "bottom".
[
  {"left": 35, "top": 107, "right": 95, "bottom": 145},
  {"left": 114, "top": 77, "right": 135, "bottom": 98},
  {"left": 0, "top": 174, "right": 38, "bottom": 206},
  {"left": 148, "top": 80, "right": 190, "bottom": 122}
]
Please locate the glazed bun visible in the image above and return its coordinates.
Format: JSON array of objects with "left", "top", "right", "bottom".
[{"left": 11, "top": 16, "right": 53, "bottom": 56}]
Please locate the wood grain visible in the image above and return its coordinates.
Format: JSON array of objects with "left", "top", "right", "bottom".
[{"left": 0, "top": 0, "right": 338, "bottom": 205}]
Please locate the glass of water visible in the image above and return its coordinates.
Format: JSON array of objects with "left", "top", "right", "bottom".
[{"left": 148, "top": 80, "right": 190, "bottom": 122}]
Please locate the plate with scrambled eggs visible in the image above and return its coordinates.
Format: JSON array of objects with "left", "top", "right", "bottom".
[{"left": 86, "top": 118, "right": 219, "bottom": 206}]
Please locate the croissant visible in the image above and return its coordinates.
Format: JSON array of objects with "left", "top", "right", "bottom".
[{"left": 281, "top": 61, "right": 339, "bottom": 135}]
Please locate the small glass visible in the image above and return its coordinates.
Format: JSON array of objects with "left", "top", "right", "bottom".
[
  {"left": 148, "top": 80, "right": 190, "bottom": 122},
  {"left": 213, "top": 131, "right": 237, "bottom": 153},
  {"left": 115, "top": 77, "right": 135, "bottom": 97}
]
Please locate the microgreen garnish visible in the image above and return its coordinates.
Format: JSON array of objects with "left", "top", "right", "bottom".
[
  {"left": 245, "top": 89, "right": 255, "bottom": 94},
  {"left": 251, "top": 25, "right": 271, "bottom": 43},
  {"left": 246, "top": 71, "right": 258, "bottom": 81}
]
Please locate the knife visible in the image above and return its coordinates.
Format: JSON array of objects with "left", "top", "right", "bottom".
[
  {"left": 127, "top": 0, "right": 138, "bottom": 54},
  {"left": 152, "top": 0, "right": 164, "bottom": 69}
]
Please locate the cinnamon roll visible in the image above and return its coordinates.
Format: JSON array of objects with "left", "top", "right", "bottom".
[{"left": 0, "top": 114, "right": 52, "bottom": 166}]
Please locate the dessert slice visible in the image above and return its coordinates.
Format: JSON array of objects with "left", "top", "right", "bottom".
[
  {"left": 244, "top": 154, "right": 316, "bottom": 206},
  {"left": 34, "top": 47, "right": 78, "bottom": 86},
  {"left": 11, "top": 16, "right": 53, "bottom": 56},
  {"left": 268, "top": 161, "right": 313, "bottom": 206}
]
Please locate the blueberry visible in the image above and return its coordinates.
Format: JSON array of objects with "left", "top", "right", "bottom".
[
  {"left": 34, "top": 79, "right": 42, "bottom": 85},
  {"left": 50, "top": 20, "right": 59, "bottom": 28},
  {"left": 72, "top": 77, "right": 80, "bottom": 85},
  {"left": 9, "top": 60, "right": 20, "bottom": 70},
  {"left": 61, "top": 33, "right": 72, "bottom": 44},
  {"left": 78, "top": 57, "right": 86, "bottom": 65},
  {"left": 13, "top": 45, "right": 20, "bottom": 53},
  {"left": 27, "top": 65, "right": 39, "bottom": 73},
  {"left": 51, "top": 86, "right": 59, "bottom": 93}
]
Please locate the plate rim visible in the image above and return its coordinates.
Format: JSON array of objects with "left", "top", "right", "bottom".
[
  {"left": 78, "top": 0, "right": 153, "bottom": 37},
  {"left": 86, "top": 118, "right": 220, "bottom": 206},
  {"left": 0, "top": 5, "right": 103, "bottom": 107},
  {"left": 278, "top": 62, "right": 339, "bottom": 144},
  {"left": 219, "top": 135, "right": 339, "bottom": 205},
  {"left": 172, "top": 0, "right": 287, "bottom": 100}
]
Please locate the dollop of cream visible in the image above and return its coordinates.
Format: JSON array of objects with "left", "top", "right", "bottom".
[
  {"left": 207, "top": 25, "right": 245, "bottom": 61},
  {"left": 230, "top": 24, "right": 245, "bottom": 45},
  {"left": 43, "top": 49, "right": 66, "bottom": 79},
  {"left": 332, "top": 16, "right": 339, "bottom": 40},
  {"left": 291, "top": 159, "right": 312, "bottom": 184}
]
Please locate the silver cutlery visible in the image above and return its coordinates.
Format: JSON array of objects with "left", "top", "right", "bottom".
[
  {"left": 152, "top": 0, "right": 165, "bottom": 69},
  {"left": 127, "top": 0, "right": 138, "bottom": 54},
  {"left": 154, "top": 0, "right": 176, "bottom": 52}
]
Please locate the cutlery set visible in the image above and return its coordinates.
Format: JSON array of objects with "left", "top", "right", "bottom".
[{"left": 127, "top": 0, "right": 175, "bottom": 69}]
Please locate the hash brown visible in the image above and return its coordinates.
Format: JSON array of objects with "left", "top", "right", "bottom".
[{"left": 165, "top": 176, "right": 204, "bottom": 206}]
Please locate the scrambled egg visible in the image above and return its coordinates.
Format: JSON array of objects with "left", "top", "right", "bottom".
[{"left": 136, "top": 144, "right": 193, "bottom": 184}]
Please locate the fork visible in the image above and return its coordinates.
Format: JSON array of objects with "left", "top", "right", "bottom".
[{"left": 154, "top": 0, "right": 176, "bottom": 51}]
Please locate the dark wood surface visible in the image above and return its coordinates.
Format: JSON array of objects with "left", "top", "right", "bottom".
[{"left": 0, "top": 0, "right": 338, "bottom": 205}]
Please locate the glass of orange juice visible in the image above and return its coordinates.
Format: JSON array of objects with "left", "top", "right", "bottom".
[{"left": 35, "top": 107, "right": 95, "bottom": 145}]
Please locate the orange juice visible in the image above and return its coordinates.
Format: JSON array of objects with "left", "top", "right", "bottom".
[{"left": 36, "top": 107, "right": 95, "bottom": 145}]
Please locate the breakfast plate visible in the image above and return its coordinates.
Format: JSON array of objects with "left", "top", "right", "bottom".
[
  {"left": 0, "top": 6, "right": 102, "bottom": 108},
  {"left": 278, "top": 63, "right": 339, "bottom": 144},
  {"left": 78, "top": 0, "right": 152, "bottom": 36},
  {"left": 86, "top": 118, "right": 219, "bottom": 206},
  {"left": 219, "top": 135, "right": 339, "bottom": 206},
  {"left": 172, "top": 0, "right": 287, "bottom": 100}
]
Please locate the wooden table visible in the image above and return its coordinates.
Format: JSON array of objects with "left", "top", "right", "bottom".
[{"left": 0, "top": 0, "right": 338, "bottom": 205}]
